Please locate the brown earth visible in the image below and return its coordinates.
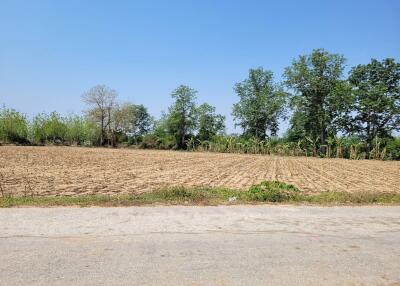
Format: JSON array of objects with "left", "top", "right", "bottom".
[{"left": 0, "top": 146, "right": 399, "bottom": 196}]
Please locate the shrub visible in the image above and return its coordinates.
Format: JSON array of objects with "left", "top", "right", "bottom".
[
  {"left": 29, "top": 113, "right": 47, "bottom": 144},
  {"left": 43, "top": 111, "right": 67, "bottom": 143},
  {"left": 65, "top": 115, "right": 101, "bottom": 146},
  {"left": 246, "top": 181, "right": 300, "bottom": 202},
  {"left": 139, "top": 134, "right": 159, "bottom": 149},
  {"left": 0, "top": 108, "right": 29, "bottom": 144},
  {"left": 386, "top": 137, "right": 400, "bottom": 160},
  {"left": 139, "top": 187, "right": 208, "bottom": 203}
]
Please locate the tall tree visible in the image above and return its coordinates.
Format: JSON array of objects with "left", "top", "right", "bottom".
[
  {"left": 167, "top": 85, "right": 197, "bottom": 149},
  {"left": 82, "top": 85, "right": 117, "bottom": 146},
  {"left": 348, "top": 58, "right": 400, "bottom": 151},
  {"left": 232, "top": 67, "right": 286, "bottom": 139},
  {"left": 284, "top": 49, "right": 352, "bottom": 151},
  {"left": 196, "top": 103, "right": 225, "bottom": 141},
  {"left": 114, "top": 103, "right": 153, "bottom": 137}
]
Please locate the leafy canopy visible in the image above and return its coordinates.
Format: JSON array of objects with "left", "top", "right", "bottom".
[
  {"left": 167, "top": 85, "right": 198, "bottom": 149},
  {"left": 232, "top": 67, "right": 287, "bottom": 139},
  {"left": 284, "top": 49, "right": 352, "bottom": 146},
  {"left": 197, "top": 103, "right": 225, "bottom": 141},
  {"left": 348, "top": 58, "right": 400, "bottom": 147}
]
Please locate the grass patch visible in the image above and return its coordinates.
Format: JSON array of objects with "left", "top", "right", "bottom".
[
  {"left": 304, "top": 191, "right": 400, "bottom": 204},
  {"left": 1, "top": 181, "right": 400, "bottom": 207},
  {"left": 246, "top": 181, "right": 300, "bottom": 202}
]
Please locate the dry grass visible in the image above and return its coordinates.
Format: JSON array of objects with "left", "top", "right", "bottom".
[
  {"left": 2, "top": 185, "right": 400, "bottom": 207},
  {"left": 0, "top": 146, "right": 399, "bottom": 197}
]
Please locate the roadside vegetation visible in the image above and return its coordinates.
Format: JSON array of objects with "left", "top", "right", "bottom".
[
  {"left": 1, "top": 181, "right": 400, "bottom": 207},
  {"left": 1, "top": 49, "right": 399, "bottom": 160}
]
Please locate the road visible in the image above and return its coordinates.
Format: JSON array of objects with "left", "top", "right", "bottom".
[{"left": 1, "top": 206, "right": 400, "bottom": 286}]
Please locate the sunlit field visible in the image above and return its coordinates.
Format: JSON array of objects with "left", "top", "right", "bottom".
[{"left": 1, "top": 146, "right": 399, "bottom": 197}]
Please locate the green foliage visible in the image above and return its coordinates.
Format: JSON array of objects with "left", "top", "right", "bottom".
[
  {"left": 284, "top": 49, "right": 352, "bottom": 150},
  {"left": 196, "top": 103, "right": 225, "bottom": 141},
  {"left": 187, "top": 134, "right": 400, "bottom": 160},
  {"left": 348, "top": 58, "right": 400, "bottom": 150},
  {"left": 114, "top": 103, "right": 152, "bottom": 137},
  {"left": 29, "top": 112, "right": 67, "bottom": 144},
  {"left": 29, "top": 113, "right": 47, "bottom": 144},
  {"left": 166, "top": 85, "right": 198, "bottom": 149},
  {"left": 385, "top": 137, "right": 400, "bottom": 160},
  {"left": 1, "top": 50, "right": 399, "bottom": 161},
  {"left": 305, "top": 191, "right": 400, "bottom": 204},
  {"left": 232, "top": 67, "right": 287, "bottom": 139},
  {"left": 0, "top": 108, "right": 29, "bottom": 143},
  {"left": 43, "top": 111, "right": 67, "bottom": 143},
  {"left": 28, "top": 112, "right": 100, "bottom": 145},
  {"left": 145, "top": 187, "right": 208, "bottom": 202},
  {"left": 65, "top": 115, "right": 99, "bottom": 146},
  {"left": 286, "top": 110, "right": 307, "bottom": 142},
  {"left": 4, "top": 182, "right": 399, "bottom": 207},
  {"left": 139, "top": 134, "right": 159, "bottom": 149},
  {"left": 139, "top": 133, "right": 176, "bottom": 149},
  {"left": 246, "top": 181, "right": 300, "bottom": 202}
]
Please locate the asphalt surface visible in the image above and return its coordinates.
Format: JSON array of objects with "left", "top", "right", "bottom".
[{"left": 1, "top": 206, "right": 400, "bottom": 286}]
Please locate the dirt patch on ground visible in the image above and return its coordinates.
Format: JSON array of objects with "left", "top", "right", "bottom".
[{"left": 0, "top": 146, "right": 399, "bottom": 196}]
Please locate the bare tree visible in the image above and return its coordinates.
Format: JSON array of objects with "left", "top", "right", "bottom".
[{"left": 82, "top": 85, "right": 117, "bottom": 146}]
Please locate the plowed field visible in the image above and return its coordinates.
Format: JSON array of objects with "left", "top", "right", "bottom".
[{"left": 0, "top": 146, "right": 399, "bottom": 196}]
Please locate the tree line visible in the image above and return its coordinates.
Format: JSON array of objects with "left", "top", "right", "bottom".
[{"left": 1, "top": 49, "right": 399, "bottom": 159}]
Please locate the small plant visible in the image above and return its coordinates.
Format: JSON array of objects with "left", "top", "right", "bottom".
[
  {"left": 140, "top": 187, "right": 208, "bottom": 203},
  {"left": 246, "top": 181, "right": 300, "bottom": 202}
]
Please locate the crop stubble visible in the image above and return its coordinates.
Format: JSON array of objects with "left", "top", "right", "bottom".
[{"left": 0, "top": 146, "right": 399, "bottom": 196}]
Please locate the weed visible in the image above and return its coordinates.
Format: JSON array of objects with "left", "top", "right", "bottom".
[
  {"left": 1, "top": 181, "right": 400, "bottom": 207},
  {"left": 245, "top": 181, "right": 300, "bottom": 202}
]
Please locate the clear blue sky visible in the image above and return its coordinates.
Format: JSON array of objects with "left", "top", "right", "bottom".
[{"left": 1, "top": 0, "right": 399, "bottom": 134}]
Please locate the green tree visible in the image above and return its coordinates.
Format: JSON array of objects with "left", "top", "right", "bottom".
[
  {"left": 114, "top": 103, "right": 153, "bottom": 137},
  {"left": 0, "top": 107, "right": 29, "bottom": 143},
  {"left": 232, "top": 67, "right": 287, "bottom": 139},
  {"left": 152, "top": 113, "right": 177, "bottom": 149},
  {"left": 43, "top": 111, "right": 67, "bottom": 142},
  {"left": 348, "top": 58, "right": 400, "bottom": 151},
  {"left": 196, "top": 103, "right": 225, "bottom": 141},
  {"left": 29, "top": 113, "right": 47, "bottom": 144},
  {"left": 284, "top": 49, "right": 352, "bottom": 151},
  {"left": 166, "top": 85, "right": 198, "bottom": 149},
  {"left": 65, "top": 115, "right": 95, "bottom": 145},
  {"left": 29, "top": 112, "right": 68, "bottom": 144},
  {"left": 286, "top": 110, "right": 307, "bottom": 142}
]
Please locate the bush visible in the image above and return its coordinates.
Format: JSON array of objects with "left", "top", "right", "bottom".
[
  {"left": 65, "top": 115, "right": 99, "bottom": 145},
  {"left": 29, "top": 113, "right": 47, "bottom": 144},
  {"left": 139, "top": 134, "right": 159, "bottom": 149},
  {"left": 0, "top": 108, "right": 29, "bottom": 144},
  {"left": 246, "top": 181, "right": 300, "bottom": 202},
  {"left": 386, "top": 137, "right": 400, "bottom": 160},
  {"left": 43, "top": 112, "right": 67, "bottom": 143},
  {"left": 157, "top": 187, "right": 207, "bottom": 201}
]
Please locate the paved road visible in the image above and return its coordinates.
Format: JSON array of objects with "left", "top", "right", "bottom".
[{"left": 1, "top": 206, "right": 400, "bottom": 286}]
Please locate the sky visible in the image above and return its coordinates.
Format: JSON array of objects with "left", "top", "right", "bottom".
[{"left": 1, "top": 0, "right": 399, "bottom": 134}]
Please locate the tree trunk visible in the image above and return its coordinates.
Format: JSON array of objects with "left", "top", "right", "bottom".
[
  {"left": 112, "top": 131, "right": 116, "bottom": 148},
  {"left": 366, "top": 117, "right": 371, "bottom": 154},
  {"left": 100, "top": 115, "right": 104, "bottom": 146},
  {"left": 320, "top": 129, "right": 327, "bottom": 155}
]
